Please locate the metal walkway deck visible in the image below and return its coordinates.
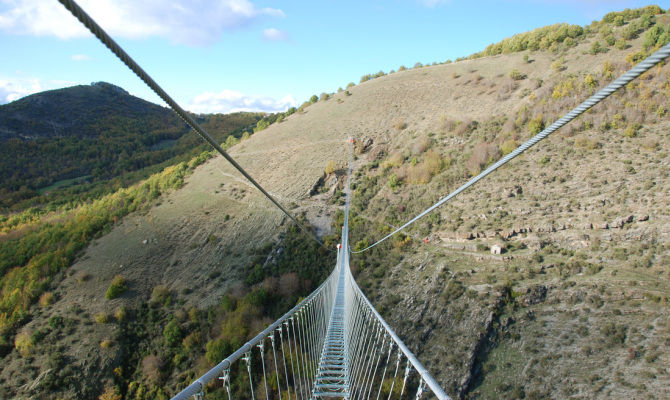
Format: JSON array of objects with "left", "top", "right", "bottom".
[{"left": 312, "top": 263, "right": 349, "bottom": 398}]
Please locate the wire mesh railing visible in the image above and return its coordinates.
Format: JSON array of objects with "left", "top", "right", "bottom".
[{"left": 171, "top": 263, "right": 339, "bottom": 400}]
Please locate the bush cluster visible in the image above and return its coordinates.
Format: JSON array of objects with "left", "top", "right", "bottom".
[{"left": 105, "top": 275, "right": 127, "bottom": 300}]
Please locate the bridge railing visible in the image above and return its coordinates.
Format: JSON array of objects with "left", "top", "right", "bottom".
[
  {"left": 171, "top": 262, "right": 340, "bottom": 400},
  {"left": 343, "top": 249, "right": 450, "bottom": 400}
]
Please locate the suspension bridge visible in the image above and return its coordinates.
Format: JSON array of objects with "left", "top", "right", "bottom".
[
  {"left": 54, "top": 0, "right": 670, "bottom": 399},
  {"left": 168, "top": 143, "right": 449, "bottom": 399}
]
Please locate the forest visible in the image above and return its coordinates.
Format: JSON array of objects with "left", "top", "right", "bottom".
[{"left": 0, "top": 82, "right": 265, "bottom": 211}]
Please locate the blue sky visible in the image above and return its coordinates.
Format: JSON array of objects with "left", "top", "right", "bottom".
[{"left": 0, "top": 0, "right": 667, "bottom": 113}]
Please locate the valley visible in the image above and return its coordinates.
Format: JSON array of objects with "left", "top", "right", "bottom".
[{"left": 0, "top": 5, "right": 669, "bottom": 399}]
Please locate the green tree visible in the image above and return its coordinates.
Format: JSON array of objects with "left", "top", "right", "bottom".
[{"left": 163, "top": 319, "right": 182, "bottom": 347}]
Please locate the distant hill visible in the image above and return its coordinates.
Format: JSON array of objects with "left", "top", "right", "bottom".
[
  {"left": 0, "top": 82, "right": 263, "bottom": 210},
  {"left": 0, "top": 82, "right": 176, "bottom": 141}
]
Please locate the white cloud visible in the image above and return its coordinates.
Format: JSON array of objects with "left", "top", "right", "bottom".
[
  {"left": 262, "top": 28, "right": 290, "bottom": 42},
  {"left": 0, "top": 77, "right": 77, "bottom": 104},
  {"left": 0, "top": 0, "right": 285, "bottom": 45},
  {"left": 187, "top": 89, "right": 297, "bottom": 114},
  {"left": 71, "top": 54, "right": 91, "bottom": 61},
  {"left": 0, "top": 78, "right": 43, "bottom": 103}
]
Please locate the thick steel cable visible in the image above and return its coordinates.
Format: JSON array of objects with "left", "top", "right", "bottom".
[
  {"left": 57, "top": 0, "right": 326, "bottom": 250},
  {"left": 352, "top": 43, "right": 670, "bottom": 253}
]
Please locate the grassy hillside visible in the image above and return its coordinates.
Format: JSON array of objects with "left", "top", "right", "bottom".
[{"left": 0, "top": 5, "right": 668, "bottom": 400}]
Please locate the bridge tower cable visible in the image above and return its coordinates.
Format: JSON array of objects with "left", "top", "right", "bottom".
[
  {"left": 56, "top": 0, "right": 327, "bottom": 250},
  {"left": 352, "top": 42, "right": 670, "bottom": 254}
]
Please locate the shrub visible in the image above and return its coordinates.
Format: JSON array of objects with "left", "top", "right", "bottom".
[
  {"left": 150, "top": 285, "right": 171, "bottom": 306},
  {"left": 114, "top": 307, "right": 126, "bottom": 322},
  {"left": 500, "top": 139, "right": 517, "bottom": 155},
  {"left": 319, "top": 92, "right": 329, "bottom": 101},
  {"left": 206, "top": 338, "right": 231, "bottom": 365},
  {"left": 528, "top": 114, "right": 545, "bottom": 134},
  {"left": 623, "top": 123, "right": 641, "bottom": 138},
  {"left": 602, "top": 60, "right": 614, "bottom": 80},
  {"left": 590, "top": 41, "right": 605, "bottom": 55},
  {"left": 406, "top": 164, "right": 431, "bottom": 184},
  {"left": 383, "top": 152, "right": 404, "bottom": 169},
  {"left": 346, "top": 82, "right": 355, "bottom": 88},
  {"left": 105, "top": 275, "right": 127, "bottom": 300},
  {"left": 643, "top": 25, "right": 664, "bottom": 51},
  {"left": 14, "top": 331, "right": 34, "bottom": 357},
  {"left": 99, "top": 386, "right": 122, "bottom": 400},
  {"left": 325, "top": 160, "right": 336, "bottom": 175},
  {"left": 309, "top": 94, "right": 318, "bottom": 103},
  {"left": 411, "top": 137, "right": 431, "bottom": 154},
  {"left": 551, "top": 58, "right": 565, "bottom": 73},
  {"left": 613, "top": 15, "right": 624, "bottom": 26},
  {"left": 254, "top": 119, "right": 270, "bottom": 133},
  {"left": 466, "top": 143, "right": 501, "bottom": 175},
  {"left": 615, "top": 38, "right": 628, "bottom": 50},
  {"left": 398, "top": 65, "right": 407, "bottom": 71},
  {"left": 142, "top": 355, "right": 165, "bottom": 384},
  {"left": 552, "top": 77, "right": 576, "bottom": 98},
  {"left": 94, "top": 312, "right": 110, "bottom": 324},
  {"left": 509, "top": 69, "right": 526, "bottom": 80},
  {"left": 455, "top": 119, "right": 477, "bottom": 136},
  {"left": 584, "top": 74, "right": 597, "bottom": 91},
  {"left": 388, "top": 174, "right": 401, "bottom": 189},
  {"left": 100, "top": 339, "right": 113, "bottom": 349},
  {"left": 423, "top": 150, "right": 443, "bottom": 175},
  {"left": 39, "top": 292, "right": 54, "bottom": 307},
  {"left": 625, "top": 50, "right": 646, "bottom": 65},
  {"left": 279, "top": 272, "right": 300, "bottom": 296},
  {"left": 182, "top": 331, "right": 202, "bottom": 351},
  {"left": 163, "top": 319, "right": 182, "bottom": 347}
]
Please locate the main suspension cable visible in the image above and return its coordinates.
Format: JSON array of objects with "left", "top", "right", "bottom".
[
  {"left": 57, "top": 0, "right": 326, "bottom": 249},
  {"left": 352, "top": 42, "right": 670, "bottom": 254}
]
